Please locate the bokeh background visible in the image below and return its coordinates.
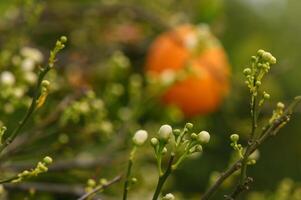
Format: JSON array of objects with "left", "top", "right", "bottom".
[{"left": 0, "top": 0, "right": 300, "bottom": 199}]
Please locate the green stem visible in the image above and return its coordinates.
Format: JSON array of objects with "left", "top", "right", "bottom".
[
  {"left": 0, "top": 176, "right": 18, "bottom": 184},
  {"left": 152, "top": 154, "right": 175, "bottom": 200},
  {"left": 122, "top": 147, "right": 136, "bottom": 200},
  {"left": 0, "top": 68, "right": 50, "bottom": 154}
]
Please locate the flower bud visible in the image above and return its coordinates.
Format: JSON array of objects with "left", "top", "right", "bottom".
[
  {"left": 197, "top": 131, "right": 210, "bottom": 143},
  {"left": 43, "top": 156, "right": 53, "bottom": 164},
  {"left": 132, "top": 130, "right": 148, "bottom": 146},
  {"left": 191, "top": 133, "right": 197, "bottom": 139},
  {"left": 173, "top": 129, "right": 181, "bottom": 136},
  {"left": 158, "top": 124, "right": 172, "bottom": 141},
  {"left": 195, "top": 145, "right": 203, "bottom": 153},
  {"left": 277, "top": 102, "right": 285, "bottom": 109},
  {"left": 230, "top": 134, "right": 239, "bottom": 142},
  {"left": 263, "top": 92, "right": 270, "bottom": 99},
  {"left": 87, "top": 179, "right": 96, "bottom": 187},
  {"left": 60, "top": 36, "right": 68, "bottom": 43},
  {"left": 243, "top": 68, "right": 251, "bottom": 75},
  {"left": 42, "top": 80, "right": 50, "bottom": 88},
  {"left": 185, "top": 122, "right": 193, "bottom": 130},
  {"left": 150, "top": 137, "right": 159, "bottom": 146},
  {"left": 162, "top": 147, "right": 168, "bottom": 155},
  {"left": 257, "top": 49, "right": 265, "bottom": 57},
  {"left": 162, "top": 193, "right": 175, "bottom": 200}
]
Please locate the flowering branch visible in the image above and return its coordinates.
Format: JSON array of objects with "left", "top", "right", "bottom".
[{"left": 0, "top": 36, "right": 67, "bottom": 154}]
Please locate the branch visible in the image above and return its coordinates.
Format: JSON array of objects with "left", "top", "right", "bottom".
[
  {"left": 77, "top": 175, "right": 122, "bottom": 200},
  {"left": 201, "top": 96, "right": 301, "bottom": 200}
]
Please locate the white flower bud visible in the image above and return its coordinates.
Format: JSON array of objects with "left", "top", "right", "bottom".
[
  {"left": 162, "top": 193, "right": 175, "bottom": 200},
  {"left": 132, "top": 130, "right": 148, "bottom": 146},
  {"left": 158, "top": 124, "right": 172, "bottom": 141},
  {"left": 0, "top": 71, "right": 15, "bottom": 86},
  {"left": 151, "top": 137, "right": 159, "bottom": 146},
  {"left": 197, "top": 131, "right": 210, "bottom": 144}
]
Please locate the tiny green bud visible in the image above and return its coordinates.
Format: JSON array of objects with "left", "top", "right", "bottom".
[
  {"left": 255, "top": 81, "right": 261, "bottom": 86},
  {"left": 230, "top": 134, "right": 239, "bottom": 142},
  {"left": 131, "top": 177, "right": 137, "bottom": 184},
  {"left": 195, "top": 145, "right": 203, "bottom": 153},
  {"left": 257, "top": 49, "right": 265, "bottom": 57},
  {"left": 60, "top": 36, "right": 67, "bottom": 43},
  {"left": 173, "top": 129, "right": 181, "bottom": 136},
  {"left": 277, "top": 102, "right": 285, "bottom": 109},
  {"left": 150, "top": 137, "right": 159, "bottom": 146},
  {"left": 41, "top": 80, "right": 50, "bottom": 88},
  {"left": 87, "top": 179, "right": 96, "bottom": 187},
  {"left": 100, "top": 178, "right": 108, "bottom": 185},
  {"left": 162, "top": 147, "right": 168, "bottom": 155},
  {"left": 185, "top": 122, "right": 193, "bottom": 130},
  {"left": 263, "top": 92, "right": 270, "bottom": 99},
  {"left": 43, "top": 156, "right": 53, "bottom": 164},
  {"left": 191, "top": 133, "right": 197, "bottom": 140},
  {"left": 158, "top": 124, "right": 172, "bottom": 141},
  {"left": 243, "top": 68, "right": 251, "bottom": 75},
  {"left": 197, "top": 131, "right": 210, "bottom": 144},
  {"left": 132, "top": 130, "right": 148, "bottom": 146}
]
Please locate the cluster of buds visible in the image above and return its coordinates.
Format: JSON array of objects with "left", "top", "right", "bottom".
[
  {"left": 36, "top": 80, "right": 50, "bottom": 108},
  {"left": 269, "top": 102, "right": 285, "bottom": 124},
  {"left": 85, "top": 178, "right": 108, "bottom": 193},
  {"left": 243, "top": 49, "right": 276, "bottom": 98},
  {"left": 0, "top": 126, "right": 7, "bottom": 146},
  {"left": 13, "top": 156, "right": 53, "bottom": 183},
  {"left": 151, "top": 123, "right": 210, "bottom": 174},
  {"left": 48, "top": 36, "right": 67, "bottom": 68},
  {"left": 230, "top": 134, "right": 244, "bottom": 159}
]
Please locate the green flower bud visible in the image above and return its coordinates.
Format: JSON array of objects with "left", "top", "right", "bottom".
[
  {"left": 162, "top": 147, "right": 168, "bottom": 155},
  {"left": 41, "top": 80, "right": 50, "bottom": 88},
  {"left": 87, "top": 179, "right": 96, "bottom": 187},
  {"left": 100, "top": 178, "right": 108, "bottom": 185},
  {"left": 131, "top": 177, "right": 137, "bottom": 184},
  {"left": 151, "top": 137, "right": 159, "bottom": 146},
  {"left": 243, "top": 68, "right": 252, "bottom": 75},
  {"left": 255, "top": 81, "right": 261, "bottom": 86},
  {"left": 257, "top": 49, "right": 265, "bottom": 57},
  {"left": 173, "top": 129, "right": 181, "bottom": 136},
  {"left": 230, "top": 134, "right": 239, "bottom": 142},
  {"left": 191, "top": 133, "right": 197, "bottom": 139},
  {"left": 263, "top": 92, "right": 270, "bottom": 99},
  {"left": 43, "top": 156, "right": 53, "bottom": 164},
  {"left": 60, "top": 36, "right": 67, "bottom": 43},
  {"left": 195, "top": 145, "right": 203, "bottom": 153},
  {"left": 277, "top": 102, "right": 285, "bottom": 109},
  {"left": 185, "top": 122, "right": 193, "bottom": 130}
]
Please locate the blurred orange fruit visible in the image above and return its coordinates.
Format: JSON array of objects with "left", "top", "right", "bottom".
[{"left": 145, "top": 24, "right": 230, "bottom": 117}]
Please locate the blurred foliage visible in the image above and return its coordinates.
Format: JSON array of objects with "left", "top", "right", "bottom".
[{"left": 0, "top": 0, "right": 300, "bottom": 199}]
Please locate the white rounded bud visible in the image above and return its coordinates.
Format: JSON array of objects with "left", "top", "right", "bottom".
[
  {"left": 150, "top": 137, "right": 159, "bottom": 146},
  {"left": 0, "top": 71, "right": 15, "bottom": 86},
  {"left": 162, "top": 193, "right": 175, "bottom": 200},
  {"left": 197, "top": 131, "right": 210, "bottom": 144},
  {"left": 158, "top": 124, "right": 172, "bottom": 141},
  {"left": 132, "top": 130, "right": 148, "bottom": 146}
]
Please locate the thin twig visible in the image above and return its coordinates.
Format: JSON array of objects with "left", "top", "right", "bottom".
[
  {"left": 77, "top": 175, "right": 122, "bottom": 200},
  {"left": 201, "top": 96, "right": 301, "bottom": 200}
]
